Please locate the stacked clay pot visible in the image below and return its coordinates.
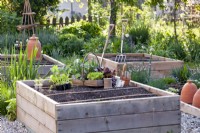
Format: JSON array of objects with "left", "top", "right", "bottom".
[
  {"left": 192, "top": 89, "right": 200, "bottom": 108},
  {"left": 180, "top": 80, "right": 197, "bottom": 104},
  {"left": 27, "top": 34, "right": 42, "bottom": 60}
]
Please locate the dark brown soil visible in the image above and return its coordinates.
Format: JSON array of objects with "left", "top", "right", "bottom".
[{"left": 34, "top": 86, "right": 157, "bottom": 104}]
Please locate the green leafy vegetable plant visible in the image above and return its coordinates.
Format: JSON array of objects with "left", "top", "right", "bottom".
[
  {"left": 87, "top": 72, "right": 103, "bottom": 80},
  {"left": 50, "top": 65, "right": 71, "bottom": 87},
  {"left": 5, "top": 98, "right": 16, "bottom": 121}
]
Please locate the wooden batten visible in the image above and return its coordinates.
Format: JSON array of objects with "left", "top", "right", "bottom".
[
  {"left": 55, "top": 96, "right": 180, "bottom": 121},
  {"left": 96, "top": 125, "right": 181, "bottom": 133},
  {"left": 42, "top": 54, "right": 65, "bottom": 66},
  {"left": 130, "top": 80, "right": 200, "bottom": 117},
  {"left": 16, "top": 81, "right": 58, "bottom": 118},
  {"left": 17, "top": 107, "right": 54, "bottom": 133},
  {"left": 57, "top": 110, "right": 180, "bottom": 133},
  {"left": 150, "top": 61, "right": 183, "bottom": 71},
  {"left": 130, "top": 80, "right": 177, "bottom": 96},
  {"left": 17, "top": 94, "right": 56, "bottom": 132},
  {"left": 180, "top": 102, "right": 200, "bottom": 117}
]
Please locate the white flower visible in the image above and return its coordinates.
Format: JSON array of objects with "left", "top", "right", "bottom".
[{"left": 125, "top": 34, "right": 129, "bottom": 38}]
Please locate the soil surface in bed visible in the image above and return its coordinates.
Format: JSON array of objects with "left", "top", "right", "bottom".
[{"left": 33, "top": 86, "right": 157, "bottom": 104}]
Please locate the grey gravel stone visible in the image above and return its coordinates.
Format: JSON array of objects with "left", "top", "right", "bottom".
[
  {"left": 0, "top": 112, "right": 200, "bottom": 132},
  {"left": 181, "top": 113, "right": 200, "bottom": 133},
  {"left": 0, "top": 116, "right": 29, "bottom": 133}
]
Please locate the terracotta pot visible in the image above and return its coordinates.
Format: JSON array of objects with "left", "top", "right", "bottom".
[
  {"left": 122, "top": 76, "right": 130, "bottom": 87},
  {"left": 180, "top": 80, "right": 197, "bottom": 104},
  {"left": 27, "top": 34, "right": 42, "bottom": 60},
  {"left": 192, "top": 89, "right": 200, "bottom": 108}
]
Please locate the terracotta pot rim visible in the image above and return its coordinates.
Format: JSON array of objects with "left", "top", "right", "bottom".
[
  {"left": 29, "top": 34, "right": 39, "bottom": 40},
  {"left": 187, "top": 80, "right": 193, "bottom": 83}
]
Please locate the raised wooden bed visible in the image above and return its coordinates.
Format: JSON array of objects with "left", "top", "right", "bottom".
[
  {"left": 16, "top": 80, "right": 181, "bottom": 133},
  {"left": 88, "top": 53, "right": 183, "bottom": 78},
  {"left": 0, "top": 54, "right": 65, "bottom": 76},
  {"left": 130, "top": 80, "right": 200, "bottom": 117}
]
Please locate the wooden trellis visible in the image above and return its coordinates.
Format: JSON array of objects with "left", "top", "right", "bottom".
[{"left": 17, "top": 0, "right": 37, "bottom": 37}]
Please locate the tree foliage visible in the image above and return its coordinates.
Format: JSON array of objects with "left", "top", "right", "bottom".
[{"left": 1, "top": 0, "right": 59, "bottom": 23}]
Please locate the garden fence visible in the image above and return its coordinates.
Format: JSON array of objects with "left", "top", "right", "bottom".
[{"left": 41, "top": 15, "right": 94, "bottom": 29}]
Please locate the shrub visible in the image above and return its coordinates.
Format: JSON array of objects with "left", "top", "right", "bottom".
[
  {"left": 129, "top": 64, "right": 150, "bottom": 84},
  {"left": 6, "top": 98, "right": 16, "bottom": 121},
  {"left": 58, "top": 34, "right": 84, "bottom": 56},
  {"left": 0, "top": 34, "right": 18, "bottom": 53},
  {"left": 129, "top": 21, "right": 150, "bottom": 46},
  {"left": 171, "top": 65, "right": 191, "bottom": 83},
  {"left": 0, "top": 82, "right": 11, "bottom": 116},
  {"left": 61, "top": 21, "right": 102, "bottom": 41},
  {"left": 0, "top": 10, "right": 20, "bottom": 34},
  {"left": 148, "top": 79, "right": 167, "bottom": 90},
  {"left": 37, "top": 28, "right": 59, "bottom": 55},
  {"left": 162, "top": 77, "right": 176, "bottom": 84},
  {"left": 185, "top": 30, "right": 200, "bottom": 63},
  {"left": 84, "top": 36, "right": 106, "bottom": 53},
  {"left": 166, "top": 38, "right": 186, "bottom": 60}
]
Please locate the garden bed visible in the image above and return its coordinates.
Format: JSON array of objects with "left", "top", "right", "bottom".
[
  {"left": 16, "top": 80, "right": 180, "bottom": 133},
  {"left": 88, "top": 53, "right": 183, "bottom": 78},
  {"left": 130, "top": 80, "right": 200, "bottom": 117},
  {"left": 0, "top": 54, "right": 65, "bottom": 76}
]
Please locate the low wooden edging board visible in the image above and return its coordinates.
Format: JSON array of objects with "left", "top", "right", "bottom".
[
  {"left": 0, "top": 54, "right": 65, "bottom": 76},
  {"left": 38, "top": 54, "right": 65, "bottom": 75},
  {"left": 130, "top": 80, "right": 200, "bottom": 117},
  {"left": 17, "top": 80, "right": 181, "bottom": 133},
  {"left": 88, "top": 53, "right": 183, "bottom": 78}
]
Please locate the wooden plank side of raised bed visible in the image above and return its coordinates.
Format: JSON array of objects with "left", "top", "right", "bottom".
[
  {"left": 57, "top": 110, "right": 180, "bottom": 133},
  {"left": 181, "top": 102, "right": 200, "bottom": 117},
  {"left": 43, "top": 54, "right": 65, "bottom": 66},
  {"left": 150, "top": 61, "right": 183, "bottom": 71},
  {"left": 56, "top": 96, "right": 179, "bottom": 121},
  {"left": 17, "top": 107, "right": 54, "bottom": 133},
  {"left": 17, "top": 94, "right": 56, "bottom": 132},
  {"left": 150, "top": 70, "right": 171, "bottom": 78},
  {"left": 144, "top": 53, "right": 166, "bottom": 61},
  {"left": 98, "top": 57, "right": 118, "bottom": 70},
  {"left": 95, "top": 125, "right": 180, "bottom": 133},
  {"left": 37, "top": 65, "right": 52, "bottom": 75},
  {"left": 16, "top": 81, "right": 57, "bottom": 118},
  {"left": 130, "top": 80, "right": 177, "bottom": 96},
  {"left": 89, "top": 53, "right": 145, "bottom": 58}
]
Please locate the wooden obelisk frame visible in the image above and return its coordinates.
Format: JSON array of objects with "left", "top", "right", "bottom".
[{"left": 17, "top": 0, "right": 37, "bottom": 45}]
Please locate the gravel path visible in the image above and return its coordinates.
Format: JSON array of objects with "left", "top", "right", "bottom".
[
  {"left": 0, "top": 116, "right": 29, "bottom": 133},
  {"left": 0, "top": 113, "right": 200, "bottom": 133}
]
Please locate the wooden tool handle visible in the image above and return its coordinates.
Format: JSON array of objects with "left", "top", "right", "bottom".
[
  {"left": 121, "top": 64, "right": 127, "bottom": 77},
  {"left": 100, "top": 24, "right": 115, "bottom": 67}
]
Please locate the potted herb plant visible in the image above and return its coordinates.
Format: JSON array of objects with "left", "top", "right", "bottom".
[{"left": 50, "top": 65, "right": 71, "bottom": 90}]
